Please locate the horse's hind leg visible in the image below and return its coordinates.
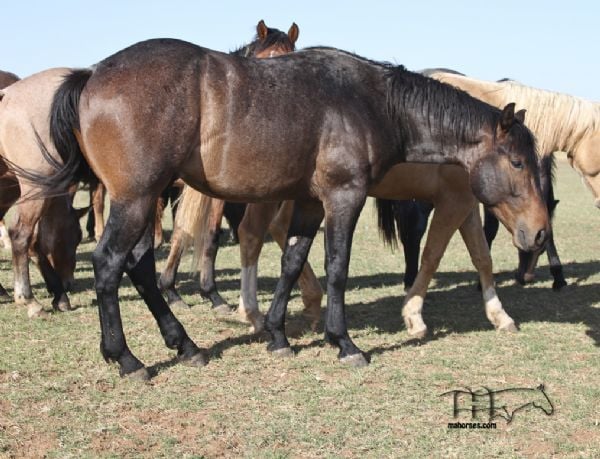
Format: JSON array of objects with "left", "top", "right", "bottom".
[
  {"left": 401, "top": 200, "right": 467, "bottom": 339},
  {"left": 8, "top": 197, "right": 47, "bottom": 318},
  {"left": 91, "top": 180, "right": 106, "bottom": 242},
  {"left": 95, "top": 198, "right": 204, "bottom": 379},
  {"left": 268, "top": 201, "right": 323, "bottom": 330},
  {"left": 158, "top": 222, "right": 191, "bottom": 309},
  {"left": 237, "top": 202, "right": 279, "bottom": 332},
  {"left": 458, "top": 207, "right": 516, "bottom": 332},
  {"left": 264, "top": 200, "right": 324, "bottom": 357},
  {"left": 31, "top": 239, "right": 72, "bottom": 312}
]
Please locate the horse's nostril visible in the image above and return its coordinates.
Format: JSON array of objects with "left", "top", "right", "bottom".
[{"left": 535, "top": 229, "right": 547, "bottom": 247}]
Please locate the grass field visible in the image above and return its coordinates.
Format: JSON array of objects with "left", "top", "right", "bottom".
[{"left": 0, "top": 157, "right": 598, "bottom": 458}]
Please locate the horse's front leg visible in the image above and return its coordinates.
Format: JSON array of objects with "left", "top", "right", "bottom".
[
  {"left": 322, "top": 189, "right": 368, "bottom": 367},
  {"left": 458, "top": 206, "right": 517, "bottom": 332},
  {"left": 196, "top": 197, "right": 231, "bottom": 313},
  {"left": 268, "top": 200, "right": 323, "bottom": 330},
  {"left": 264, "top": 200, "right": 323, "bottom": 356}
]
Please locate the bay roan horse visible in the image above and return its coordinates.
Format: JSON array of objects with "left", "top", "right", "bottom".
[
  {"left": 31, "top": 42, "right": 549, "bottom": 378},
  {"left": 0, "top": 68, "right": 88, "bottom": 317},
  {"left": 428, "top": 70, "right": 600, "bottom": 289}
]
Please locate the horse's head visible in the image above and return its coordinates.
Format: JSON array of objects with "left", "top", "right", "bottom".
[
  {"left": 470, "top": 103, "right": 550, "bottom": 252},
  {"left": 568, "top": 131, "right": 600, "bottom": 208},
  {"left": 252, "top": 20, "right": 299, "bottom": 58},
  {"left": 36, "top": 196, "right": 88, "bottom": 291}
]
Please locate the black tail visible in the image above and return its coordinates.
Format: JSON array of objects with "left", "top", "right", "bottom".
[
  {"left": 375, "top": 198, "right": 399, "bottom": 250},
  {"left": 12, "top": 69, "right": 94, "bottom": 199}
]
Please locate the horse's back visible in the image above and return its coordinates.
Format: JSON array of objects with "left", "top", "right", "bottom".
[
  {"left": 0, "top": 68, "right": 71, "bottom": 171},
  {"left": 79, "top": 42, "right": 398, "bottom": 202}
]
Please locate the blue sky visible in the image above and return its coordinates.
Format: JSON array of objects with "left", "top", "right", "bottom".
[{"left": 2, "top": 1, "right": 598, "bottom": 100}]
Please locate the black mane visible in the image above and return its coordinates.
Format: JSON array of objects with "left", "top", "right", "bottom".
[{"left": 387, "top": 66, "right": 502, "bottom": 147}]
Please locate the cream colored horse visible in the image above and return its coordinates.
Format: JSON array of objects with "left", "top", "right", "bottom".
[{"left": 428, "top": 71, "right": 600, "bottom": 287}]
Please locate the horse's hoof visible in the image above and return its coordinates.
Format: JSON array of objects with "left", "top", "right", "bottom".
[
  {"left": 179, "top": 351, "right": 208, "bottom": 368},
  {"left": 552, "top": 279, "right": 567, "bottom": 291},
  {"left": 170, "top": 299, "right": 191, "bottom": 309},
  {"left": 212, "top": 304, "right": 234, "bottom": 316},
  {"left": 498, "top": 321, "right": 518, "bottom": 333},
  {"left": 124, "top": 367, "right": 151, "bottom": 381},
  {"left": 270, "top": 347, "right": 294, "bottom": 358},
  {"left": 339, "top": 353, "right": 369, "bottom": 368},
  {"left": 54, "top": 298, "right": 72, "bottom": 312},
  {"left": 27, "top": 302, "right": 49, "bottom": 319},
  {"left": 407, "top": 326, "right": 428, "bottom": 340}
]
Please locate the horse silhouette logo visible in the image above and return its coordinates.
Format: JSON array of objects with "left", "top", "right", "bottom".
[{"left": 440, "top": 384, "right": 554, "bottom": 423}]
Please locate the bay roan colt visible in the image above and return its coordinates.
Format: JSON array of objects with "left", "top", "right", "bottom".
[{"left": 29, "top": 41, "right": 549, "bottom": 379}]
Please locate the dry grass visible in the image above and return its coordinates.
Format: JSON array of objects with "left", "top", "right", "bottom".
[{"left": 0, "top": 158, "right": 598, "bottom": 458}]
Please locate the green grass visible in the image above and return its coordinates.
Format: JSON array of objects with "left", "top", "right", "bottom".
[{"left": 0, "top": 157, "right": 599, "bottom": 458}]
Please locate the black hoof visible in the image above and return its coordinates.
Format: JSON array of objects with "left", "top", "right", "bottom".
[
  {"left": 270, "top": 347, "right": 294, "bottom": 358},
  {"left": 122, "top": 367, "right": 151, "bottom": 381},
  {"left": 552, "top": 279, "right": 567, "bottom": 291},
  {"left": 179, "top": 351, "right": 208, "bottom": 368}
]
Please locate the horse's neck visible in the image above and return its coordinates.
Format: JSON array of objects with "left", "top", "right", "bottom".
[{"left": 403, "top": 130, "right": 485, "bottom": 171}]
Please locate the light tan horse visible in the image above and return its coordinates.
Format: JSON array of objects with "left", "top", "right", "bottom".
[
  {"left": 0, "top": 68, "right": 86, "bottom": 317},
  {"left": 178, "top": 161, "right": 518, "bottom": 338},
  {"left": 429, "top": 70, "right": 600, "bottom": 288}
]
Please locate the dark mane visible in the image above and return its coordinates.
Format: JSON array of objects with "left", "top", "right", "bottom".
[
  {"left": 386, "top": 66, "right": 501, "bottom": 147},
  {"left": 232, "top": 27, "right": 295, "bottom": 57}
]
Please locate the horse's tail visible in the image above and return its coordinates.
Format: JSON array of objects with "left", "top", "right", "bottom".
[
  {"left": 375, "top": 198, "right": 399, "bottom": 250},
  {"left": 14, "top": 69, "right": 95, "bottom": 198},
  {"left": 174, "top": 185, "right": 216, "bottom": 271}
]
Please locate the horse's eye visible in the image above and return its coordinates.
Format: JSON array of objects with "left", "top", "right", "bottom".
[{"left": 510, "top": 159, "right": 524, "bottom": 169}]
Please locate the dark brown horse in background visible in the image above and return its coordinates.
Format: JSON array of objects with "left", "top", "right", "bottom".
[
  {"left": 29, "top": 43, "right": 549, "bottom": 379},
  {"left": 0, "top": 69, "right": 87, "bottom": 317}
]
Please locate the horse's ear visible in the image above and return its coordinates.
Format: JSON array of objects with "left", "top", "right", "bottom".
[
  {"left": 515, "top": 109, "right": 526, "bottom": 124},
  {"left": 74, "top": 206, "right": 91, "bottom": 219},
  {"left": 257, "top": 20, "right": 268, "bottom": 41},
  {"left": 288, "top": 23, "right": 299, "bottom": 44},
  {"left": 500, "top": 102, "right": 516, "bottom": 132}
]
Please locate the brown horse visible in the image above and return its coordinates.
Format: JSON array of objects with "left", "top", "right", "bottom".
[
  {"left": 0, "top": 68, "right": 87, "bottom": 317},
  {"left": 32, "top": 43, "right": 548, "bottom": 378},
  {"left": 158, "top": 20, "right": 307, "bottom": 314},
  {"left": 427, "top": 70, "right": 600, "bottom": 289}
]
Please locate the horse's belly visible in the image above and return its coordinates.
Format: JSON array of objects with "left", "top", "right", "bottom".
[{"left": 368, "top": 163, "right": 470, "bottom": 202}]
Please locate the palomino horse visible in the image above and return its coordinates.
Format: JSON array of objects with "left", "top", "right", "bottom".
[
  {"left": 0, "top": 68, "right": 87, "bottom": 317},
  {"left": 158, "top": 21, "right": 323, "bottom": 326},
  {"left": 427, "top": 70, "right": 600, "bottom": 289},
  {"left": 31, "top": 43, "right": 549, "bottom": 378}
]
